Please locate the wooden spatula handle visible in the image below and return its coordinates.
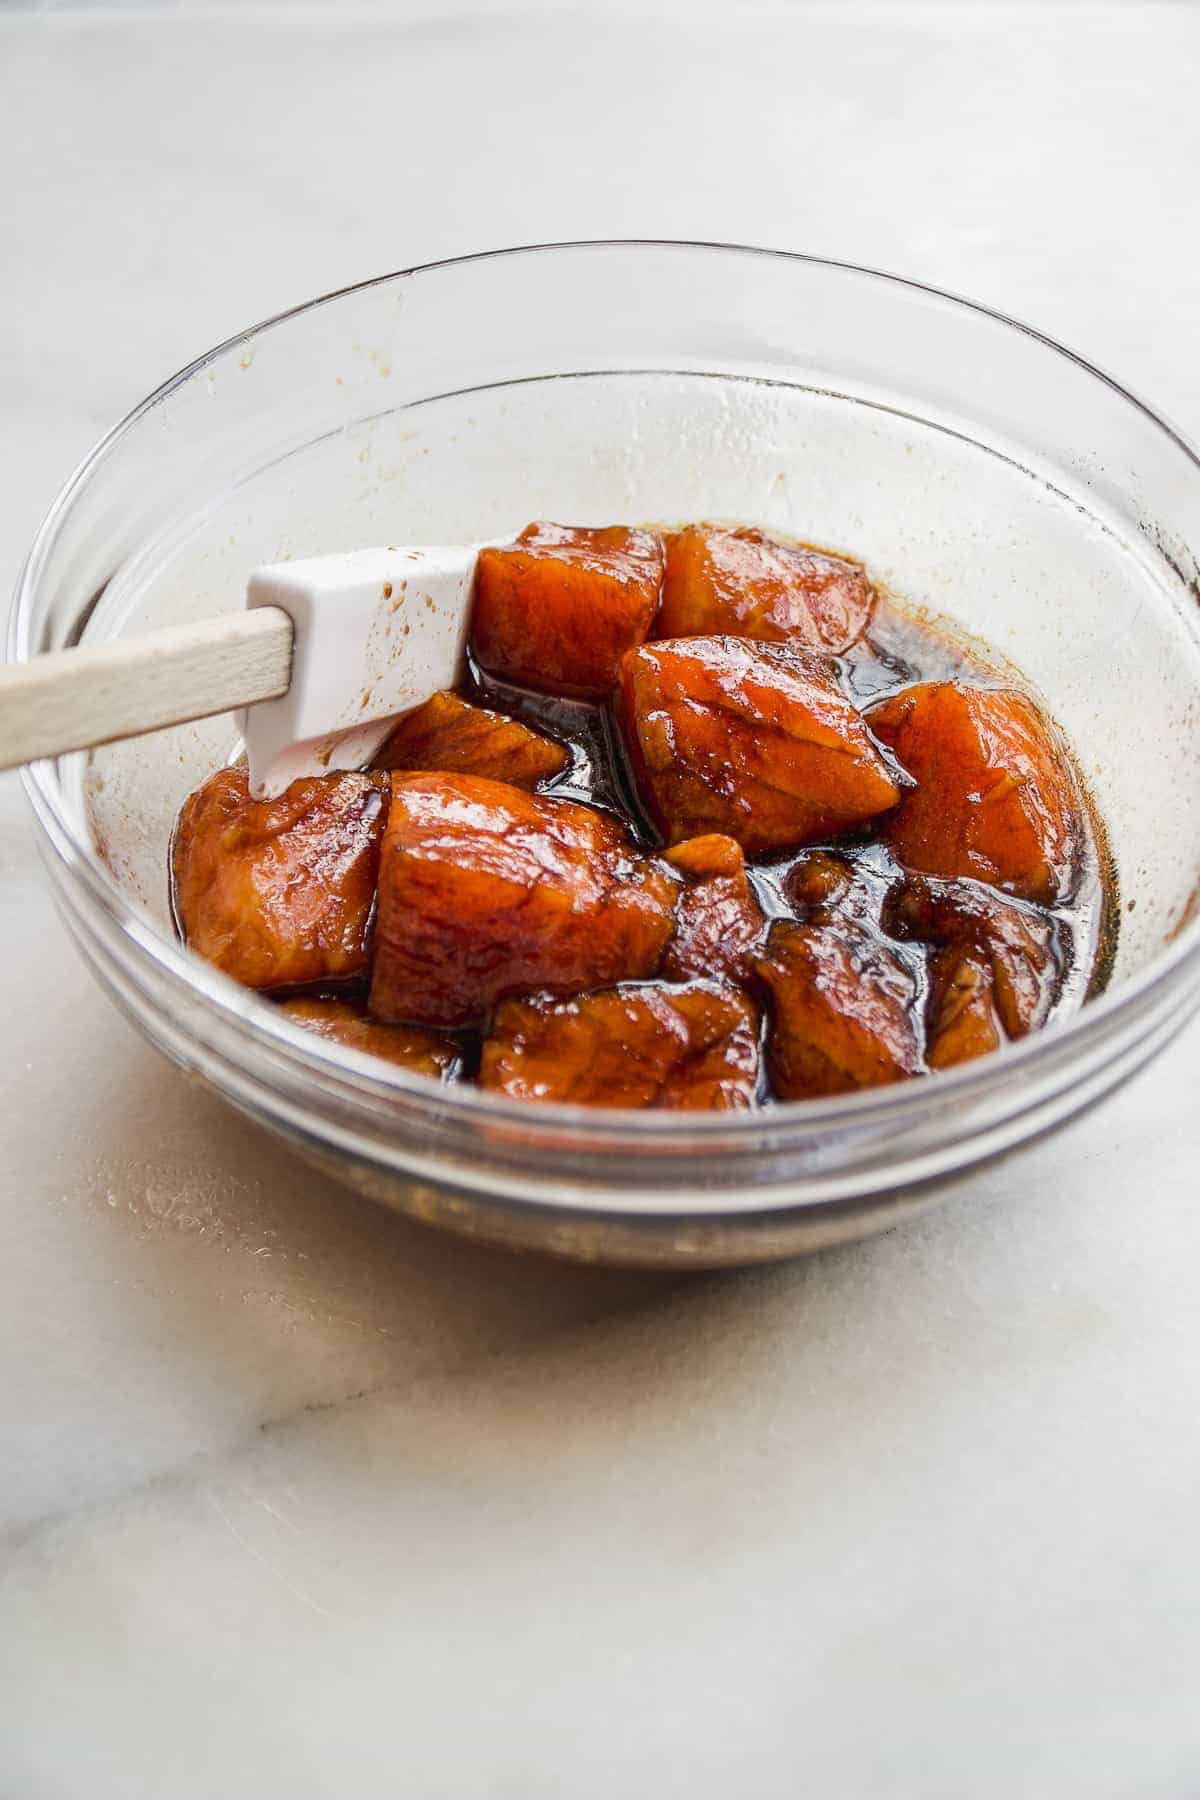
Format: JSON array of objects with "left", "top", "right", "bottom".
[{"left": 0, "top": 607, "right": 294, "bottom": 770}]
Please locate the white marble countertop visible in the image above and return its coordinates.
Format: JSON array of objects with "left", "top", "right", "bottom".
[{"left": 3, "top": 4, "right": 1199, "bottom": 1793}]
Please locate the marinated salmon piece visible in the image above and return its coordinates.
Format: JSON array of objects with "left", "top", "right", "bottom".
[
  {"left": 785, "top": 851, "right": 858, "bottom": 916},
  {"left": 660, "top": 524, "right": 874, "bottom": 654},
  {"left": 884, "top": 873, "right": 1062, "bottom": 1038},
  {"left": 173, "top": 766, "right": 388, "bottom": 991},
  {"left": 661, "top": 834, "right": 766, "bottom": 985},
  {"left": 370, "top": 773, "right": 678, "bottom": 1029},
  {"left": 663, "top": 833, "right": 747, "bottom": 882},
  {"left": 480, "top": 981, "right": 761, "bottom": 1110},
  {"left": 278, "top": 997, "right": 461, "bottom": 1081},
  {"left": 471, "top": 521, "right": 664, "bottom": 699},
  {"left": 618, "top": 636, "right": 902, "bottom": 854},
  {"left": 868, "top": 683, "right": 1081, "bottom": 903},
  {"left": 755, "top": 918, "right": 921, "bottom": 1097},
  {"left": 924, "top": 946, "right": 1003, "bottom": 1070},
  {"left": 375, "top": 689, "right": 568, "bottom": 790}
]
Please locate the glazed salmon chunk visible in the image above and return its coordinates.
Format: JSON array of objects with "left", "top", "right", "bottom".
[
  {"left": 375, "top": 689, "right": 568, "bottom": 790},
  {"left": 755, "top": 918, "right": 922, "bottom": 1097},
  {"left": 868, "top": 682, "right": 1082, "bottom": 903},
  {"left": 784, "top": 851, "right": 858, "bottom": 917},
  {"left": 480, "top": 982, "right": 761, "bottom": 1110},
  {"left": 279, "top": 997, "right": 461, "bottom": 1081},
  {"left": 660, "top": 524, "right": 874, "bottom": 654},
  {"left": 660, "top": 835, "right": 766, "bottom": 985},
  {"left": 618, "top": 636, "right": 902, "bottom": 854},
  {"left": 471, "top": 521, "right": 664, "bottom": 698},
  {"left": 370, "top": 773, "right": 677, "bottom": 1029},
  {"left": 922, "top": 946, "right": 1004, "bottom": 1070},
  {"left": 884, "top": 874, "right": 1063, "bottom": 1040},
  {"left": 174, "top": 766, "right": 387, "bottom": 990}
]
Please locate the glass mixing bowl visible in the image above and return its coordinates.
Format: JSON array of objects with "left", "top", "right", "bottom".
[{"left": 11, "top": 242, "right": 1200, "bottom": 1266}]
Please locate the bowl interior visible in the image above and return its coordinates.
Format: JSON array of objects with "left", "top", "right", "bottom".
[{"left": 74, "top": 366, "right": 1200, "bottom": 987}]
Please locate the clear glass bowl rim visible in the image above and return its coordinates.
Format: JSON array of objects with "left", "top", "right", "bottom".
[{"left": 11, "top": 237, "right": 1200, "bottom": 1152}]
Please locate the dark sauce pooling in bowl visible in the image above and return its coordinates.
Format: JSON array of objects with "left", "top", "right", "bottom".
[{"left": 170, "top": 522, "right": 1115, "bottom": 1110}]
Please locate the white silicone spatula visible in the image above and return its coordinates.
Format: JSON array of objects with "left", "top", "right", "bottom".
[{"left": 0, "top": 541, "right": 499, "bottom": 797}]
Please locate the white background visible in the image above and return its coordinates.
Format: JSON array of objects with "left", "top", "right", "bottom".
[{"left": 2, "top": 4, "right": 1198, "bottom": 1794}]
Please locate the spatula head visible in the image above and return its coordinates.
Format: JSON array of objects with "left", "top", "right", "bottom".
[{"left": 240, "top": 544, "right": 480, "bottom": 797}]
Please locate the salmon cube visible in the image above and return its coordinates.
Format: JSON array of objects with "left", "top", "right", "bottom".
[
  {"left": 471, "top": 521, "right": 664, "bottom": 699},
  {"left": 755, "top": 918, "right": 921, "bottom": 1096},
  {"left": 661, "top": 834, "right": 766, "bottom": 985},
  {"left": 660, "top": 524, "right": 874, "bottom": 654},
  {"left": 884, "top": 874, "right": 1062, "bottom": 1038},
  {"left": 785, "top": 851, "right": 858, "bottom": 916},
  {"left": 618, "top": 636, "right": 902, "bottom": 854},
  {"left": 369, "top": 773, "right": 678, "bottom": 1029},
  {"left": 173, "top": 766, "right": 388, "bottom": 991},
  {"left": 868, "top": 683, "right": 1082, "bottom": 903},
  {"left": 375, "top": 689, "right": 568, "bottom": 790},
  {"left": 278, "top": 997, "right": 461, "bottom": 1082},
  {"left": 663, "top": 832, "right": 747, "bottom": 883},
  {"left": 480, "top": 981, "right": 761, "bottom": 1111},
  {"left": 924, "top": 946, "right": 1004, "bottom": 1070}
]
